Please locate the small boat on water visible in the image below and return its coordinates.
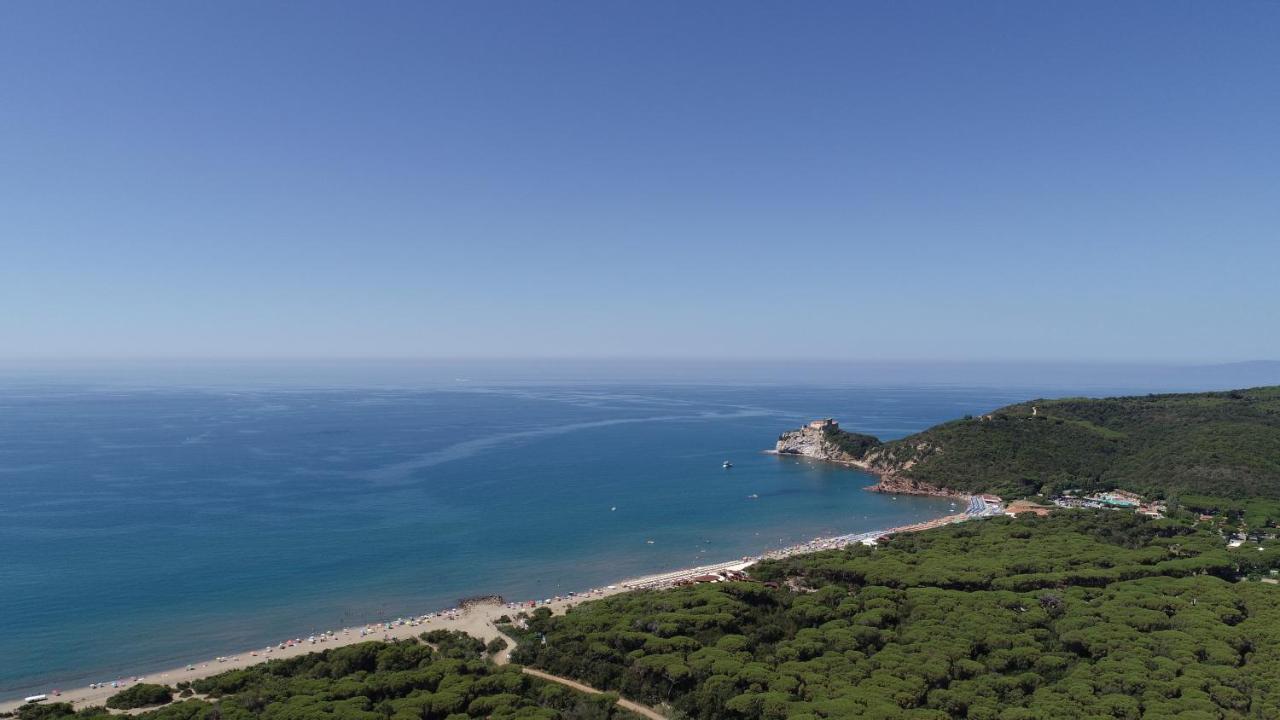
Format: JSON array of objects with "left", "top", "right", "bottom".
[
  {"left": 747, "top": 493, "right": 759, "bottom": 499},
  {"left": 723, "top": 461, "right": 733, "bottom": 468},
  {"left": 645, "top": 539, "right": 655, "bottom": 544}
]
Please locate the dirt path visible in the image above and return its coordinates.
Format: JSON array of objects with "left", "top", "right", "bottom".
[{"left": 521, "top": 667, "right": 666, "bottom": 720}]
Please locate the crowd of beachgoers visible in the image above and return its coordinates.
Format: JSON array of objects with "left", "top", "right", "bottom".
[{"left": 2, "top": 494, "right": 1001, "bottom": 713}]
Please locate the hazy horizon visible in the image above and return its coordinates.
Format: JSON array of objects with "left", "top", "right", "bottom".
[{"left": 2, "top": 357, "right": 1277, "bottom": 392}]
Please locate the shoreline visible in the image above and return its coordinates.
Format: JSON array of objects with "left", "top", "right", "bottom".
[
  {"left": 1, "top": 496, "right": 1002, "bottom": 713},
  {"left": 766, "top": 449, "right": 963, "bottom": 500}
]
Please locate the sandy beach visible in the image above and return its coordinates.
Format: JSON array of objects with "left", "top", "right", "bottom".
[
  {"left": 1, "top": 495, "right": 1000, "bottom": 714},
  {"left": 0, "top": 594, "right": 603, "bottom": 714}
]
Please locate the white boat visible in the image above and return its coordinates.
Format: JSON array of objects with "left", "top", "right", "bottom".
[
  {"left": 747, "top": 493, "right": 759, "bottom": 499},
  {"left": 723, "top": 461, "right": 733, "bottom": 468}
]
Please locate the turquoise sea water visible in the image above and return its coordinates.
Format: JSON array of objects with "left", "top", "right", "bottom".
[{"left": 0, "top": 383, "right": 1042, "bottom": 698}]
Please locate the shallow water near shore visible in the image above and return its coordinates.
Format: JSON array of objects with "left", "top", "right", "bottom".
[{"left": 2, "top": 382, "right": 1048, "bottom": 697}]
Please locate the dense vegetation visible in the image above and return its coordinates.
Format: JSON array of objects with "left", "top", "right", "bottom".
[
  {"left": 1177, "top": 495, "right": 1280, "bottom": 531},
  {"left": 16, "top": 636, "right": 638, "bottom": 720},
  {"left": 850, "top": 386, "right": 1280, "bottom": 500},
  {"left": 103, "top": 683, "right": 172, "bottom": 709},
  {"left": 819, "top": 427, "right": 882, "bottom": 459},
  {"left": 512, "top": 512, "right": 1280, "bottom": 719}
]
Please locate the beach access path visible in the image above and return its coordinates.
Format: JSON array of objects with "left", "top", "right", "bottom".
[
  {"left": 1, "top": 494, "right": 1000, "bottom": 715},
  {"left": 521, "top": 667, "right": 665, "bottom": 720}
]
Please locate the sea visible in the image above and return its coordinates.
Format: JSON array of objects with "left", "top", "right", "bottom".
[{"left": 0, "top": 378, "right": 1136, "bottom": 698}]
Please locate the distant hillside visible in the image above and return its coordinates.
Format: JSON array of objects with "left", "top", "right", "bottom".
[{"left": 780, "top": 386, "right": 1280, "bottom": 500}]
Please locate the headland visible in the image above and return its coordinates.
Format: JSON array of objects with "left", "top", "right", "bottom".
[{"left": 772, "top": 417, "right": 959, "bottom": 497}]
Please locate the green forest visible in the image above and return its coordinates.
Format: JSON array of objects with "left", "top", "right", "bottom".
[
  {"left": 511, "top": 512, "right": 1280, "bottom": 719},
  {"left": 12, "top": 631, "right": 639, "bottom": 720},
  {"left": 846, "top": 386, "right": 1280, "bottom": 500}
]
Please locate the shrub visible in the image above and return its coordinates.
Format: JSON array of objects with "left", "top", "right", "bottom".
[{"left": 104, "top": 684, "right": 173, "bottom": 709}]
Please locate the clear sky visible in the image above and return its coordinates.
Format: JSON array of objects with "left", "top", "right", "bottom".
[{"left": 1, "top": 2, "right": 1277, "bottom": 362}]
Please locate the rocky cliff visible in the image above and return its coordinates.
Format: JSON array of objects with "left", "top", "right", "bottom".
[
  {"left": 774, "top": 425, "right": 868, "bottom": 463},
  {"left": 774, "top": 421, "right": 956, "bottom": 497}
]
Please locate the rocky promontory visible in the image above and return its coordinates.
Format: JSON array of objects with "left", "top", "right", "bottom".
[
  {"left": 773, "top": 418, "right": 956, "bottom": 497},
  {"left": 774, "top": 419, "right": 874, "bottom": 464}
]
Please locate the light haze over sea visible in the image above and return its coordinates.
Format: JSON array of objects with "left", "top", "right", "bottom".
[{"left": 2, "top": 360, "right": 1277, "bottom": 699}]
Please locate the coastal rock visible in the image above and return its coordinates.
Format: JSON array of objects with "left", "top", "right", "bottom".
[
  {"left": 774, "top": 422, "right": 844, "bottom": 460},
  {"left": 867, "top": 472, "right": 955, "bottom": 497},
  {"left": 773, "top": 419, "right": 955, "bottom": 497},
  {"left": 773, "top": 418, "right": 882, "bottom": 467}
]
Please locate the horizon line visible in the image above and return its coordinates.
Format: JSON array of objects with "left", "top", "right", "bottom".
[{"left": 0, "top": 356, "right": 1277, "bottom": 367}]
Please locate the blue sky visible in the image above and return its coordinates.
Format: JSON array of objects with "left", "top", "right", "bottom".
[{"left": 1, "top": 2, "right": 1277, "bottom": 362}]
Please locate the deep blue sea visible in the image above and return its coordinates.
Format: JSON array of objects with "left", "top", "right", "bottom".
[{"left": 0, "top": 382, "right": 1067, "bottom": 697}]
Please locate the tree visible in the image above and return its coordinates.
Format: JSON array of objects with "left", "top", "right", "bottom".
[{"left": 105, "top": 684, "right": 173, "bottom": 709}]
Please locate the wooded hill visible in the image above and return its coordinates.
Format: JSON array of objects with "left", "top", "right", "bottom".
[{"left": 846, "top": 386, "right": 1280, "bottom": 500}]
